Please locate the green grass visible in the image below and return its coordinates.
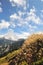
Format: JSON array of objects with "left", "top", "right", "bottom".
[
  {"left": 19, "top": 61, "right": 28, "bottom": 65},
  {"left": 0, "top": 49, "right": 21, "bottom": 64},
  {"left": 32, "top": 58, "right": 43, "bottom": 65}
]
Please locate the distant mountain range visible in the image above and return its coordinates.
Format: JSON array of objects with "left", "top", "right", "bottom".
[{"left": 0, "top": 38, "right": 25, "bottom": 57}]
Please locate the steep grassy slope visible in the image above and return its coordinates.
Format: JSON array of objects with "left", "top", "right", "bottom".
[
  {"left": 0, "top": 49, "right": 22, "bottom": 64},
  {"left": 0, "top": 34, "right": 43, "bottom": 65}
]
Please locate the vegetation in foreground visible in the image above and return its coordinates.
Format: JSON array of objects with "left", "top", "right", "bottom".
[{"left": 0, "top": 34, "right": 43, "bottom": 65}]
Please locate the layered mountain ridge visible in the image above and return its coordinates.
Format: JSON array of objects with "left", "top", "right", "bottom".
[{"left": 0, "top": 38, "right": 25, "bottom": 58}]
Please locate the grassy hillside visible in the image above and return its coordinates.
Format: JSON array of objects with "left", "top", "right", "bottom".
[
  {"left": 0, "top": 49, "right": 22, "bottom": 64},
  {"left": 0, "top": 34, "right": 43, "bottom": 65}
]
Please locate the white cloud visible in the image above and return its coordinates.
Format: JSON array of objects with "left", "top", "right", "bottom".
[
  {"left": 17, "top": 32, "right": 30, "bottom": 39},
  {"left": 28, "top": 24, "right": 37, "bottom": 31},
  {"left": 0, "top": 7, "right": 2, "bottom": 12},
  {"left": 29, "top": 25, "right": 37, "bottom": 32},
  {"left": 10, "top": 7, "right": 42, "bottom": 27},
  {"left": 10, "top": 0, "right": 26, "bottom": 6},
  {"left": 10, "top": 11, "right": 26, "bottom": 20},
  {"left": 26, "top": 15, "right": 42, "bottom": 24},
  {"left": 0, "top": 20, "right": 10, "bottom": 29},
  {"left": 10, "top": 13, "right": 19, "bottom": 20},
  {"left": 10, "top": 0, "right": 27, "bottom": 10},
  {"left": 0, "top": 29, "right": 30, "bottom": 40},
  {"left": 4, "top": 29, "right": 18, "bottom": 40},
  {"left": 10, "top": 12, "right": 28, "bottom": 27},
  {"left": 18, "top": 11, "right": 26, "bottom": 17},
  {"left": 0, "top": 19, "right": 16, "bottom": 30},
  {"left": 0, "top": 30, "right": 43, "bottom": 40},
  {"left": 26, "top": 7, "right": 43, "bottom": 25},
  {"left": 10, "top": 7, "right": 43, "bottom": 33}
]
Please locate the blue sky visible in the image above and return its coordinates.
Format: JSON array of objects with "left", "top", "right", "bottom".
[{"left": 0, "top": 0, "right": 43, "bottom": 40}]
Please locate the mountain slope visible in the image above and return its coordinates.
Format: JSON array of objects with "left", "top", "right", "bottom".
[
  {"left": 9, "top": 34, "right": 43, "bottom": 65},
  {"left": 0, "top": 38, "right": 24, "bottom": 57},
  {"left": 0, "top": 34, "right": 43, "bottom": 65}
]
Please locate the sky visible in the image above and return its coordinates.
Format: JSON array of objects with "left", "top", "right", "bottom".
[{"left": 0, "top": 0, "right": 43, "bottom": 40}]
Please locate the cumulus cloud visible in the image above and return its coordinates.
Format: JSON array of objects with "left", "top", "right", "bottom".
[
  {"left": 0, "top": 19, "right": 16, "bottom": 30},
  {"left": 18, "top": 11, "right": 26, "bottom": 17},
  {"left": 26, "top": 14, "right": 42, "bottom": 24},
  {"left": 0, "top": 7, "right": 2, "bottom": 12},
  {"left": 10, "top": 13, "right": 19, "bottom": 20},
  {"left": 4, "top": 29, "right": 18, "bottom": 40},
  {"left": 0, "top": 29, "right": 43, "bottom": 40},
  {"left": 10, "top": 11, "right": 28, "bottom": 27},
  {"left": 1, "top": 29, "right": 43, "bottom": 40},
  {"left": 10, "top": 0, "right": 27, "bottom": 10},
  {"left": 0, "top": 29, "right": 30, "bottom": 40},
  {"left": 28, "top": 24, "right": 37, "bottom": 32},
  {"left": 10, "top": 11, "right": 26, "bottom": 20},
  {"left": 17, "top": 32, "right": 30, "bottom": 39},
  {"left": 5, "top": 30, "right": 30, "bottom": 40},
  {"left": 0, "top": 20, "right": 10, "bottom": 29},
  {"left": 10, "top": 7, "right": 42, "bottom": 28},
  {"left": 10, "top": 0, "right": 26, "bottom": 6},
  {"left": 26, "top": 7, "right": 43, "bottom": 25},
  {"left": 9, "top": 6, "right": 43, "bottom": 35}
]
